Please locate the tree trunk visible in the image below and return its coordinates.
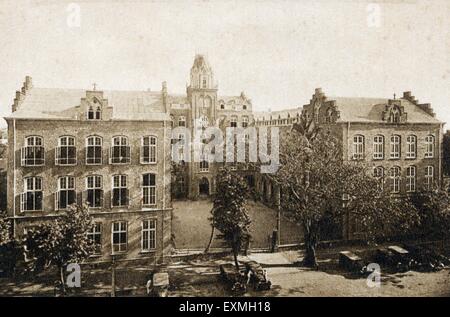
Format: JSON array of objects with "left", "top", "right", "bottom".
[
  {"left": 59, "top": 266, "right": 66, "bottom": 296},
  {"left": 204, "top": 222, "right": 215, "bottom": 253},
  {"left": 232, "top": 247, "right": 240, "bottom": 273},
  {"left": 303, "top": 221, "right": 318, "bottom": 268}
]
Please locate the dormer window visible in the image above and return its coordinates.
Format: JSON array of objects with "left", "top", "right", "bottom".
[
  {"left": 202, "top": 78, "right": 207, "bottom": 88},
  {"left": 243, "top": 105, "right": 247, "bottom": 110},
  {"left": 220, "top": 104, "right": 225, "bottom": 110}
]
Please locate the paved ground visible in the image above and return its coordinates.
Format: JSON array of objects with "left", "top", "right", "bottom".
[
  {"left": 1, "top": 243, "right": 449, "bottom": 296},
  {"left": 172, "top": 199, "right": 303, "bottom": 249},
  {"left": 167, "top": 248, "right": 450, "bottom": 297}
]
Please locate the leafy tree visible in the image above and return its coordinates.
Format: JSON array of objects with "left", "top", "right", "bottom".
[
  {"left": 0, "top": 212, "right": 21, "bottom": 276},
  {"left": 443, "top": 132, "right": 450, "bottom": 176},
  {"left": 210, "top": 167, "right": 251, "bottom": 271},
  {"left": 24, "top": 203, "right": 93, "bottom": 294},
  {"left": 272, "top": 118, "right": 419, "bottom": 267},
  {"left": 410, "top": 189, "right": 450, "bottom": 240}
]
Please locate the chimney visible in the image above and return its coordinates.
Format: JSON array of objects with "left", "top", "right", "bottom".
[{"left": 162, "top": 81, "right": 168, "bottom": 113}]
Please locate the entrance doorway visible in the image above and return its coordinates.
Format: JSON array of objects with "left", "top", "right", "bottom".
[{"left": 199, "top": 177, "right": 210, "bottom": 196}]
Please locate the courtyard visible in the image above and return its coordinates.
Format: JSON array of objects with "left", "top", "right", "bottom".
[{"left": 171, "top": 199, "right": 303, "bottom": 250}]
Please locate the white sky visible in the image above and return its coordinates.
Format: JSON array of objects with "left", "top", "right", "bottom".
[{"left": 1, "top": 0, "right": 449, "bottom": 128}]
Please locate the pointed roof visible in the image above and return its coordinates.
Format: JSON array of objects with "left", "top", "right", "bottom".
[{"left": 191, "top": 54, "right": 212, "bottom": 72}]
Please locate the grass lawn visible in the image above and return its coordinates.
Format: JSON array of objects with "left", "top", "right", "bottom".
[{"left": 172, "top": 199, "right": 303, "bottom": 250}]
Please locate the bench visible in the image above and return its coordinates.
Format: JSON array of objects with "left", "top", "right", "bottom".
[
  {"left": 147, "top": 272, "right": 169, "bottom": 297},
  {"left": 244, "top": 261, "right": 271, "bottom": 291},
  {"left": 339, "top": 251, "right": 364, "bottom": 273},
  {"left": 219, "top": 264, "right": 247, "bottom": 294}
]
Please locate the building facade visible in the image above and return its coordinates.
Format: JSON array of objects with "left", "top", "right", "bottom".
[{"left": 5, "top": 77, "right": 172, "bottom": 264}]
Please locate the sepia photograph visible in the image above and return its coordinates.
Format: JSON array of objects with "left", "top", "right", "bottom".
[{"left": 0, "top": 0, "right": 450, "bottom": 304}]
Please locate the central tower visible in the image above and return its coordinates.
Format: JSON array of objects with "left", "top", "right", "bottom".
[{"left": 187, "top": 54, "right": 218, "bottom": 127}]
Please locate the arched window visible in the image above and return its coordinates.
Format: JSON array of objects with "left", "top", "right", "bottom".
[
  {"left": 56, "top": 136, "right": 76, "bottom": 165},
  {"left": 220, "top": 104, "right": 225, "bottom": 110},
  {"left": 230, "top": 116, "right": 238, "bottom": 128},
  {"left": 425, "top": 135, "right": 435, "bottom": 158},
  {"left": 373, "top": 135, "right": 384, "bottom": 160},
  {"left": 56, "top": 176, "right": 76, "bottom": 210},
  {"left": 406, "top": 135, "right": 417, "bottom": 159},
  {"left": 406, "top": 166, "right": 416, "bottom": 192},
  {"left": 242, "top": 116, "right": 249, "bottom": 128},
  {"left": 86, "top": 136, "right": 102, "bottom": 165},
  {"left": 200, "top": 155, "right": 209, "bottom": 172},
  {"left": 86, "top": 175, "right": 103, "bottom": 208},
  {"left": 373, "top": 166, "right": 384, "bottom": 191},
  {"left": 352, "top": 135, "right": 365, "bottom": 160},
  {"left": 199, "top": 115, "right": 209, "bottom": 128},
  {"left": 141, "top": 136, "right": 157, "bottom": 164},
  {"left": 87, "top": 106, "right": 95, "bottom": 120},
  {"left": 110, "top": 136, "right": 130, "bottom": 164},
  {"left": 142, "top": 173, "right": 156, "bottom": 206},
  {"left": 21, "top": 136, "right": 45, "bottom": 166},
  {"left": 21, "top": 177, "right": 43, "bottom": 211},
  {"left": 112, "top": 175, "right": 128, "bottom": 207},
  {"left": 390, "top": 135, "right": 401, "bottom": 159},
  {"left": 95, "top": 106, "right": 101, "bottom": 120},
  {"left": 389, "top": 166, "right": 401, "bottom": 193}
]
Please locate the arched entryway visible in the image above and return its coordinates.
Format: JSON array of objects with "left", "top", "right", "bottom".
[{"left": 199, "top": 177, "right": 210, "bottom": 196}]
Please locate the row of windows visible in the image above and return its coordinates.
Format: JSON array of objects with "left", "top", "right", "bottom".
[
  {"left": 373, "top": 165, "right": 435, "bottom": 193},
  {"left": 87, "top": 219, "right": 157, "bottom": 254},
  {"left": 353, "top": 134, "right": 435, "bottom": 160},
  {"left": 21, "top": 135, "right": 157, "bottom": 166},
  {"left": 20, "top": 174, "right": 157, "bottom": 211},
  {"left": 174, "top": 115, "right": 249, "bottom": 128}
]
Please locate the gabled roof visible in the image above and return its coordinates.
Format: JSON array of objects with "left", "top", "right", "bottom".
[
  {"left": 5, "top": 87, "right": 170, "bottom": 121},
  {"left": 329, "top": 97, "right": 441, "bottom": 124}
]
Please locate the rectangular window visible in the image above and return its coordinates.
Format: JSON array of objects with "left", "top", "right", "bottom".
[
  {"left": 352, "top": 135, "right": 364, "bottom": 160},
  {"left": 425, "top": 166, "right": 434, "bottom": 190},
  {"left": 112, "top": 175, "right": 129, "bottom": 207},
  {"left": 56, "top": 136, "right": 76, "bottom": 165},
  {"left": 406, "top": 166, "right": 416, "bottom": 192},
  {"left": 86, "top": 136, "right": 102, "bottom": 165},
  {"left": 142, "top": 174, "right": 156, "bottom": 206},
  {"left": 110, "top": 136, "right": 130, "bottom": 164},
  {"left": 21, "top": 136, "right": 45, "bottom": 166},
  {"left": 112, "top": 221, "right": 127, "bottom": 253},
  {"left": 21, "top": 177, "right": 43, "bottom": 211},
  {"left": 373, "top": 135, "right": 384, "bottom": 160},
  {"left": 87, "top": 223, "right": 102, "bottom": 255},
  {"left": 56, "top": 176, "right": 76, "bottom": 210},
  {"left": 142, "top": 219, "right": 156, "bottom": 252},
  {"left": 86, "top": 175, "right": 103, "bottom": 208},
  {"left": 390, "top": 135, "right": 401, "bottom": 159},
  {"left": 406, "top": 135, "right": 416, "bottom": 159},
  {"left": 141, "top": 136, "right": 157, "bottom": 164}
]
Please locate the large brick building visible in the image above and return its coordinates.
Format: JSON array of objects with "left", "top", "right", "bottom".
[
  {"left": 4, "top": 55, "right": 258, "bottom": 262},
  {"left": 252, "top": 88, "right": 443, "bottom": 240},
  {"left": 5, "top": 77, "right": 172, "bottom": 264}
]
